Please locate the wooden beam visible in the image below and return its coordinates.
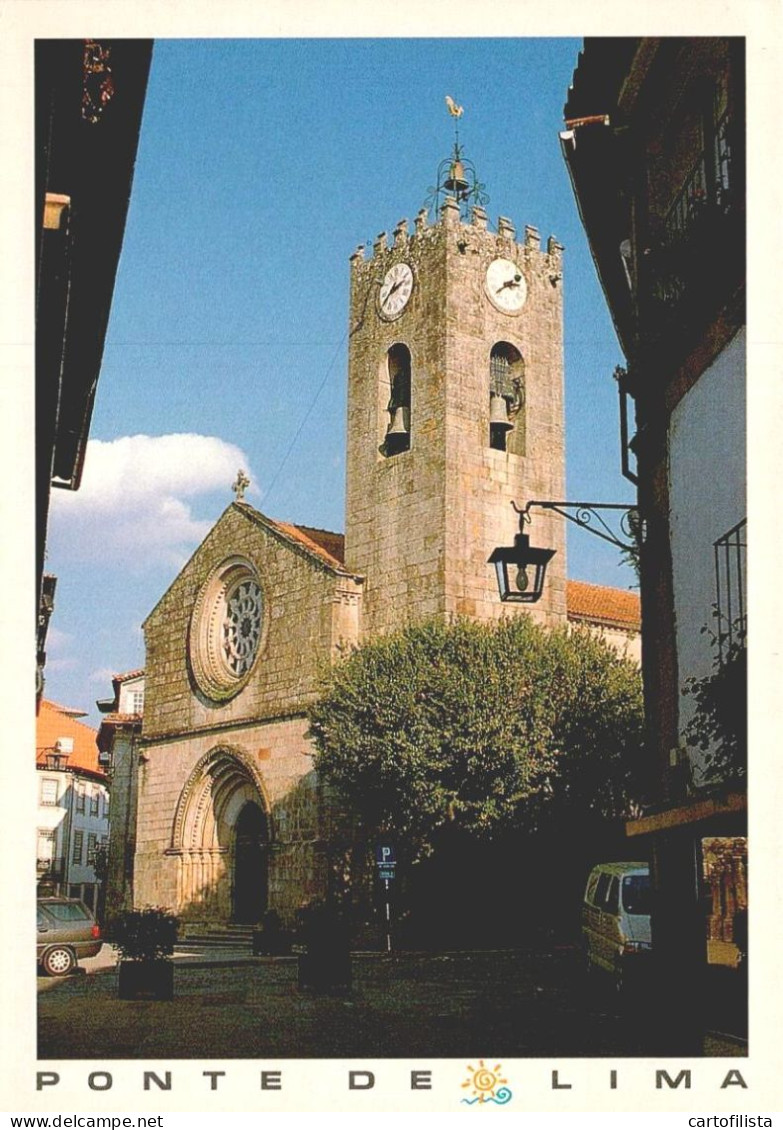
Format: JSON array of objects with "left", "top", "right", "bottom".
[{"left": 626, "top": 791, "right": 746, "bottom": 836}]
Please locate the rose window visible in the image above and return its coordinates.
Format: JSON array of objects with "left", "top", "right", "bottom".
[
  {"left": 190, "top": 557, "right": 266, "bottom": 702},
  {"left": 221, "top": 579, "right": 263, "bottom": 676}
]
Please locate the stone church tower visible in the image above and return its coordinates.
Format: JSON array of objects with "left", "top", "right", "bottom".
[
  {"left": 345, "top": 197, "right": 567, "bottom": 638},
  {"left": 119, "top": 151, "right": 587, "bottom": 930}
]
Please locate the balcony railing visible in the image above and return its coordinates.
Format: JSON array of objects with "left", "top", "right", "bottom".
[
  {"left": 642, "top": 114, "right": 738, "bottom": 325},
  {"left": 714, "top": 108, "right": 733, "bottom": 208},
  {"left": 714, "top": 518, "right": 746, "bottom": 663},
  {"left": 664, "top": 155, "right": 709, "bottom": 244}
]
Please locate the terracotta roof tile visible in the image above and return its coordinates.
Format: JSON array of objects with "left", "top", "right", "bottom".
[
  {"left": 36, "top": 699, "right": 105, "bottom": 779},
  {"left": 294, "top": 525, "right": 345, "bottom": 565},
  {"left": 566, "top": 579, "right": 641, "bottom": 630},
  {"left": 112, "top": 668, "right": 145, "bottom": 683},
  {"left": 43, "top": 699, "right": 88, "bottom": 718},
  {"left": 271, "top": 520, "right": 346, "bottom": 570}
]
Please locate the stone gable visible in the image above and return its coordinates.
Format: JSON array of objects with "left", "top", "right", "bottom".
[{"left": 142, "top": 502, "right": 362, "bottom": 741}]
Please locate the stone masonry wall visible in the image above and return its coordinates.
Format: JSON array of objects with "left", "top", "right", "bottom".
[
  {"left": 135, "top": 503, "right": 362, "bottom": 924},
  {"left": 345, "top": 201, "right": 567, "bottom": 641},
  {"left": 103, "top": 728, "right": 140, "bottom": 926},
  {"left": 133, "top": 715, "right": 325, "bottom": 924}
]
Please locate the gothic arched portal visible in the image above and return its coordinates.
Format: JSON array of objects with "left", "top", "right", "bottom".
[{"left": 170, "top": 746, "right": 270, "bottom": 924}]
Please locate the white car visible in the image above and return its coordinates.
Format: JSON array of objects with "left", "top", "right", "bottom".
[{"left": 582, "top": 862, "right": 651, "bottom": 991}]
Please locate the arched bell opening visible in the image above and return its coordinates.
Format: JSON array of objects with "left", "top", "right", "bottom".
[
  {"left": 488, "top": 341, "right": 525, "bottom": 454},
  {"left": 382, "top": 343, "right": 412, "bottom": 456}
]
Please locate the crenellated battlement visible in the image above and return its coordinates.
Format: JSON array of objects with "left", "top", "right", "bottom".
[{"left": 350, "top": 198, "right": 562, "bottom": 272}]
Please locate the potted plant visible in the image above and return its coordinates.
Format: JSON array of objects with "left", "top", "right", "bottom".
[
  {"left": 296, "top": 900, "right": 351, "bottom": 994},
  {"left": 252, "top": 909, "right": 292, "bottom": 956},
  {"left": 114, "top": 907, "right": 179, "bottom": 1001}
]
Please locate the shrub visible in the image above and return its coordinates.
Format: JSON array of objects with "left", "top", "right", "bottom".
[{"left": 113, "top": 907, "right": 179, "bottom": 962}]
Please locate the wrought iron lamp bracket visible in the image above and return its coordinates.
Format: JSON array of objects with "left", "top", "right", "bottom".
[{"left": 514, "top": 500, "right": 641, "bottom": 553}]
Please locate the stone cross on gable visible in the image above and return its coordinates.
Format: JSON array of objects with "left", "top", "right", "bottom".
[{"left": 232, "top": 469, "right": 250, "bottom": 501}]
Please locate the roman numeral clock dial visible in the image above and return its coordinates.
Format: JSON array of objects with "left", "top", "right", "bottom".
[{"left": 379, "top": 262, "right": 414, "bottom": 320}]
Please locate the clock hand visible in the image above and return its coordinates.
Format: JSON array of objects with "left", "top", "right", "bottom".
[{"left": 496, "top": 276, "right": 522, "bottom": 293}]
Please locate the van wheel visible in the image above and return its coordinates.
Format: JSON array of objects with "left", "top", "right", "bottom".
[{"left": 42, "top": 946, "right": 76, "bottom": 976}]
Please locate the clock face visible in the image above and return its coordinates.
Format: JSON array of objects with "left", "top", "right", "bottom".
[
  {"left": 485, "top": 257, "right": 527, "bottom": 313},
  {"left": 379, "top": 262, "right": 414, "bottom": 320}
]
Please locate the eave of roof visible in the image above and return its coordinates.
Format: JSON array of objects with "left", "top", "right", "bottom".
[
  {"left": 566, "top": 579, "right": 641, "bottom": 631},
  {"left": 113, "top": 669, "right": 145, "bottom": 684},
  {"left": 562, "top": 38, "right": 644, "bottom": 361},
  {"left": 97, "top": 711, "right": 143, "bottom": 753},
  {"left": 271, "top": 520, "right": 346, "bottom": 571},
  {"left": 39, "top": 39, "right": 154, "bottom": 491},
  {"left": 236, "top": 504, "right": 359, "bottom": 579}
]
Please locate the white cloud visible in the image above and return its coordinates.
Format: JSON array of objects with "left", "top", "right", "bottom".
[
  {"left": 88, "top": 667, "right": 117, "bottom": 686},
  {"left": 45, "top": 626, "right": 72, "bottom": 653},
  {"left": 49, "top": 434, "right": 253, "bottom": 569}
]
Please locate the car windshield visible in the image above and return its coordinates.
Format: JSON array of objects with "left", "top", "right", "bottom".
[
  {"left": 621, "top": 874, "right": 651, "bottom": 915},
  {"left": 40, "top": 901, "right": 89, "bottom": 921}
]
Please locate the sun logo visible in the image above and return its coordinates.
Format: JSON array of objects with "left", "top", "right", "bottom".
[{"left": 460, "top": 1060, "right": 512, "bottom": 1105}]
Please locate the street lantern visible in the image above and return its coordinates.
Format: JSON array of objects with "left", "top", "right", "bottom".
[
  {"left": 488, "top": 530, "right": 555, "bottom": 603},
  {"left": 489, "top": 499, "right": 640, "bottom": 604}
]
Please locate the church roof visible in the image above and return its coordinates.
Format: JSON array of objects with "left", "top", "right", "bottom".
[
  {"left": 271, "top": 526, "right": 640, "bottom": 633},
  {"left": 36, "top": 699, "right": 105, "bottom": 780},
  {"left": 233, "top": 504, "right": 360, "bottom": 578},
  {"left": 566, "top": 579, "right": 640, "bottom": 631},
  {"left": 270, "top": 522, "right": 346, "bottom": 571}
]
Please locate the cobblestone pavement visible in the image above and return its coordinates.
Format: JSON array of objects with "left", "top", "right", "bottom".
[{"left": 37, "top": 947, "right": 746, "bottom": 1060}]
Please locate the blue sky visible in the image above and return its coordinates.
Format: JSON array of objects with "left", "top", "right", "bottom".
[{"left": 45, "top": 38, "right": 637, "bottom": 724}]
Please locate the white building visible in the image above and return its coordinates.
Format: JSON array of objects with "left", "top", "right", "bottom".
[{"left": 36, "top": 699, "right": 110, "bottom": 914}]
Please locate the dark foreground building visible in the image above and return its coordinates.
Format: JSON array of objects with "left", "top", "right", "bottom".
[
  {"left": 36, "top": 39, "right": 153, "bottom": 701},
  {"left": 562, "top": 38, "right": 746, "bottom": 1049}
]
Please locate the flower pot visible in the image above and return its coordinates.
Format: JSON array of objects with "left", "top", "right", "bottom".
[{"left": 118, "top": 959, "right": 174, "bottom": 1001}]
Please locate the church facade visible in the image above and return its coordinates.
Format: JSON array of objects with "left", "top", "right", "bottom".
[
  {"left": 127, "top": 191, "right": 636, "bottom": 927},
  {"left": 135, "top": 507, "right": 362, "bottom": 924}
]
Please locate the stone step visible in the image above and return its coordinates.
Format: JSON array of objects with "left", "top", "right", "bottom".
[{"left": 178, "top": 927, "right": 255, "bottom": 947}]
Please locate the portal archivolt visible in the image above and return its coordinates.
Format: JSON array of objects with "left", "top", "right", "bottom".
[{"left": 170, "top": 746, "right": 270, "bottom": 923}]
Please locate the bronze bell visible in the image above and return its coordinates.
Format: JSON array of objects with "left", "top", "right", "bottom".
[
  {"left": 489, "top": 394, "right": 513, "bottom": 432},
  {"left": 387, "top": 406, "right": 410, "bottom": 436},
  {"left": 444, "top": 159, "right": 469, "bottom": 195}
]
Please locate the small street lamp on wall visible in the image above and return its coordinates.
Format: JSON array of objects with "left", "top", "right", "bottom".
[
  {"left": 489, "top": 500, "right": 640, "bottom": 604},
  {"left": 488, "top": 517, "right": 556, "bottom": 604}
]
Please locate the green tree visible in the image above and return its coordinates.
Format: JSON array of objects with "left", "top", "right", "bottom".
[
  {"left": 682, "top": 630, "right": 746, "bottom": 787},
  {"left": 308, "top": 616, "right": 645, "bottom": 863}
]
